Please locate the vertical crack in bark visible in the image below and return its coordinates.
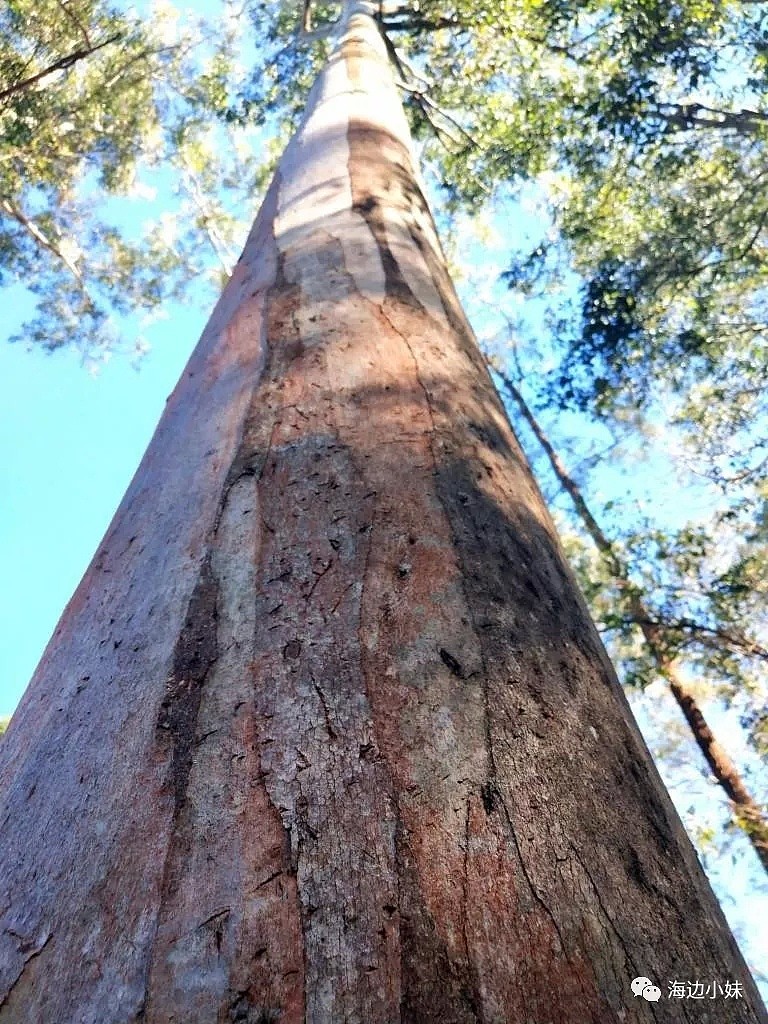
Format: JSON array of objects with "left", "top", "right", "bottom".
[
  {"left": 144, "top": 368, "right": 308, "bottom": 1017},
  {"left": 459, "top": 794, "right": 484, "bottom": 1018},
  {"left": 312, "top": 682, "right": 338, "bottom": 740},
  {"left": 493, "top": 786, "right": 568, "bottom": 959},
  {"left": 152, "top": 239, "right": 281, "bottom": 821},
  {"left": 567, "top": 841, "right": 647, "bottom": 1008},
  {"left": 493, "top": 790, "right": 610, "bottom": 1022},
  {"left": 143, "top": 528, "right": 223, "bottom": 1013}
]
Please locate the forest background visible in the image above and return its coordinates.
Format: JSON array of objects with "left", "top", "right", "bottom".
[{"left": 0, "top": 0, "right": 766, "bottom": 997}]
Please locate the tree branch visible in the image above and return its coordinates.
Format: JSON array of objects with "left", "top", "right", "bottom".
[
  {"left": 0, "top": 197, "right": 99, "bottom": 316},
  {"left": 1, "top": 199, "right": 82, "bottom": 281},
  {"left": 664, "top": 618, "right": 768, "bottom": 663},
  {"left": 382, "top": 15, "right": 463, "bottom": 33},
  {"left": 181, "top": 169, "right": 235, "bottom": 277},
  {"left": 380, "top": 27, "right": 484, "bottom": 174},
  {"left": 0, "top": 34, "right": 121, "bottom": 104},
  {"left": 659, "top": 101, "right": 768, "bottom": 135},
  {"left": 53, "top": 0, "right": 93, "bottom": 49}
]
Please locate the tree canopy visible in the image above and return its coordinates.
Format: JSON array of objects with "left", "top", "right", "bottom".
[{"left": 1, "top": 0, "right": 264, "bottom": 362}]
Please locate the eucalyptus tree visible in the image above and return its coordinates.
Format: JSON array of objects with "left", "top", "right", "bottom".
[{"left": 1, "top": 3, "right": 766, "bottom": 1021}]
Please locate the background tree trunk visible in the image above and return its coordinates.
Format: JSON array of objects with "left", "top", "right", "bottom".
[
  {"left": 0, "top": 4, "right": 765, "bottom": 1021},
  {"left": 498, "top": 369, "right": 768, "bottom": 874}
]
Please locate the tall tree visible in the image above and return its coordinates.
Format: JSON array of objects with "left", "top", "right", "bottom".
[{"left": 0, "top": 3, "right": 765, "bottom": 1020}]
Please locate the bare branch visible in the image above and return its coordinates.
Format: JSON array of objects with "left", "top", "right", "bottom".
[
  {"left": 391, "top": 46, "right": 432, "bottom": 87},
  {"left": 0, "top": 34, "right": 121, "bottom": 104},
  {"left": 0, "top": 198, "right": 84, "bottom": 284},
  {"left": 665, "top": 618, "right": 768, "bottom": 663},
  {"left": 180, "top": 169, "right": 235, "bottom": 276},
  {"left": 0, "top": 197, "right": 101, "bottom": 318}
]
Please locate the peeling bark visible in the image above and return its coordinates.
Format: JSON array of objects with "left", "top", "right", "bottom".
[{"left": 0, "top": 4, "right": 765, "bottom": 1023}]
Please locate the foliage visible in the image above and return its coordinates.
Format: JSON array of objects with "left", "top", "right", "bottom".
[
  {"left": 0, "top": 0, "right": 266, "bottom": 362},
  {"left": 563, "top": 508, "right": 768, "bottom": 760}
]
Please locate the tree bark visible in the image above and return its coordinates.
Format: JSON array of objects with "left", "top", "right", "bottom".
[{"left": 0, "top": 4, "right": 765, "bottom": 1022}]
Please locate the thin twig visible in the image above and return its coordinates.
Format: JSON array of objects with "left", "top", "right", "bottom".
[
  {"left": 181, "top": 168, "right": 235, "bottom": 276},
  {"left": 53, "top": 0, "right": 93, "bottom": 49},
  {"left": 0, "top": 198, "right": 84, "bottom": 284}
]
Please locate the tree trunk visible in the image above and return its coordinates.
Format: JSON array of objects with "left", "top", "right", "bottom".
[{"left": 0, "top": 5, "right": 765, "bottom": 1022}]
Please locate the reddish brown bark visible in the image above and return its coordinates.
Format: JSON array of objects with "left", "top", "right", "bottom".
[{"left": 0, "top": 4, "right": 765, "bottom": 1022}]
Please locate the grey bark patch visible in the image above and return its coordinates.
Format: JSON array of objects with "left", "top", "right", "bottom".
[{"left": 156, "top": 554, "right": 219, "bottom": 812}]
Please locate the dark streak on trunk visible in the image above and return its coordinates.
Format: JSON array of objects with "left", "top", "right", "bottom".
[{"left": 156, "top": 553, "right": 219, "bottom": 814}]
